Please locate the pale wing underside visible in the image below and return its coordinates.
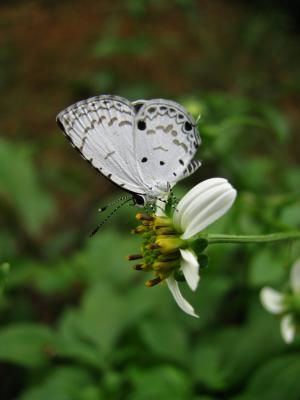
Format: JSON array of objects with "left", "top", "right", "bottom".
[
  {"left": 56, "top": 95, "right": 145, "bottom": 193},
  {"left": 133, "top": 99, "right": 201, "bottom": 190}
]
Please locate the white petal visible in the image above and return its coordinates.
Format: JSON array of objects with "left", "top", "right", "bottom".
[
  {"left": 260, "top": 287, "right": 285, "bottom": 314},
  {"left": 180, "top": 248, "right": 200, "bottom": 291},
  {"left": 280, "top": 314, "right": 296, "bottom": 344},
  {"left": 180, "top": 182, "right": 230, "bottom": 230},
  {"left": 166, "top": 275, "right": 199, "bottom": 318},
  {"left": 181, "top": 186, "right": 237, "bottom": 240},
  {"left": 173, "top": 178, "right": 228, "bottom": 231},
  {"left": 290, "top": 259, "right": 300, "bottom": 294}
]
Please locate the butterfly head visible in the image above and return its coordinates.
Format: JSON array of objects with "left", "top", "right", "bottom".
[
  {"left": 132, "top": 193, "right": 147, "bottom": 208},
  {"left": 132, "top": 181, "right": 171, "bottom": 209}
]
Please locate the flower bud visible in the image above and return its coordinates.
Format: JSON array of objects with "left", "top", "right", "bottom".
[
  {"left": 136, "top": 213, "right": 154, "bottom": 221},
  {"left": 155, "top": 236, "right": 186, "bottom": 254},
  {"left": 152, "top": 260, "right": 179, "bottom": 272},
  {"left": 153, "top": 216, "right": 172, "bottom": 228},
  {"left": 145, "top": 277, "right": 162, "bottom": 287}
]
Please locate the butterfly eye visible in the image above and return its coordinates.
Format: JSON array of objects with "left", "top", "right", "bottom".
[
  {"left": 137, "top": 120, "right": 146, "bottom": 130},
  {"left": 184, "top": 121, "right": 193, "bottom": 131},
  {"left": 133, "top": 194, "right": 146, "bottom": 207}
]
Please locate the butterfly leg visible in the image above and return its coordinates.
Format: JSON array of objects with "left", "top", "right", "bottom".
[
  {"left": 156, "top": 187, "right": 178, "bottom": 213},
  {"left": 170, "top": 187, "right": 178, "bottom": 207},
  {"left": 144, "top": 203, "right": 155, "bottom": 214}
]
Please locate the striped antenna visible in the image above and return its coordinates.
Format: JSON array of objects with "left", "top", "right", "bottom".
[
  {"left": 98, "top": 194, "right": 131, "bottom": 213},
  {"left": 90, "top": 195, "right": 132, "bottom": 237}
]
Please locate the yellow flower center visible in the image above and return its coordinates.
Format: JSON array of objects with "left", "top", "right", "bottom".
[{"left": 127, "top": 213, "right": 186, "bottom": 287}]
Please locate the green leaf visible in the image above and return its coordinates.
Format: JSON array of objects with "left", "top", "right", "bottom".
[
  {"left": 73, "top": 283, "right": 128, "bottom": 356},
  {"left": 191, "top": 276, "right": 232, "bottom": 329},
  {"left": 128, "top": 365, "right": 192, "bottom": 400},
  {"left": 75, "top": 230, "right": 140, "bottom": 287},
  {"left": 139, "top": 318, "right": 189, "bottom": 364},
  {"left": 218, "top": 309, "right": 285, "bottom": 388},
  {"left": 0, "top": 262, "right": 9, "bottom": 293},
  {"left": 259, "top": 105, "right": 289, "bottom": 142},
  {"left": 0, "top": 324, "right": 56, "bottom": 368},
  {"left": 0, "top": 139, "right": 55, "bottom": 235},
  {"left": 248, "top": 248, "right": 286, "bottom": 287},
  {"left": 279, "top": 201, "right": 300, "bottom": 228},
  {"left": 57, "top": 310, "right": 104, "bottom": 369},
  {"left": 59, "top": 282, "right": 157, "bottom": 360},
  {"left": 192, "top": 343, "right": 227, "bottom": 390},
  {"left": 236, "top": 354, "right": 300, "bottom": 400},
  {"left": 20, "top": 367, "right": 101, "bottom": 400}
]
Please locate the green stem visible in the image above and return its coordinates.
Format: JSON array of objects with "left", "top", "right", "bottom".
[{"left": 204, "top": 231, "right": 300, "bottom": 245}]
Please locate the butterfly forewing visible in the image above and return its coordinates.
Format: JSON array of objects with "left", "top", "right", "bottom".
[
  {"left": 133, "top": 99, "right": 201, "bottom": 190},
  {"left": 56, "top": 95, "right": 145, "bottom": 193}
]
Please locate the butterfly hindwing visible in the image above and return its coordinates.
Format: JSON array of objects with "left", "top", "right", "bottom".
[
  {"left": 133, "top": 99, "right": 201, "bottom": 190},
  {"left": 56, "top": 95, "right": 145, "bottom": 193}
]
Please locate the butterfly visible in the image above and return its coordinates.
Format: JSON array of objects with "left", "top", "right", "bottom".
[{"left": 56, "top": 95, "right": 201, "bottom": 207}]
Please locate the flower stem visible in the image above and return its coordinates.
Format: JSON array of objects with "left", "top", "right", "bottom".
[{"left": 204, "top": 231, "right": 300, "bottom": 245}]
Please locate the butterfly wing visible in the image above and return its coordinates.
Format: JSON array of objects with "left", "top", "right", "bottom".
[
  {"left": 133, "top": 99, "right": 201, "bottom": 192},
  {"left": 56, "top": 95, "right": 145, "bottom": 193}
]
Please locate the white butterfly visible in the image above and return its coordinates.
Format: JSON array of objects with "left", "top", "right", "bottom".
[{"left": 56, "top": 95, "right": 201, "bottom": 207}]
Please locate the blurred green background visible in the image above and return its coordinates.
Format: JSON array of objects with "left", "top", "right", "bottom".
[{"left": 0, "top": 1, "right": 300, "bottom": 399}]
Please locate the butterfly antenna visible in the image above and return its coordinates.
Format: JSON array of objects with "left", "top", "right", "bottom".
[
  {"left": 98, "top": 195, "right": 131, "bottom": 213},
  {"left": 90, "top": 196, "right": 132, "bottom": 237}
]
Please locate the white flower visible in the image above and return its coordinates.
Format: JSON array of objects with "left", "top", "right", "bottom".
[
  {"left": 260, "top": 259, "right": 300, "bottom": 343},
  {"left": 166, "top": 178, "right": 237, "bottom": 317},
  {"left": 130, "top": 178, "right": 237, "bottom": 318}
]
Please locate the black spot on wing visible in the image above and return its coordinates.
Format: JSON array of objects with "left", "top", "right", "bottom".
[
  {"left": 137, "top": 120, "right": 146, "bottom": 130},
  {"left": 184, "top": 121, "right": 193, "bottom": 131}
]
